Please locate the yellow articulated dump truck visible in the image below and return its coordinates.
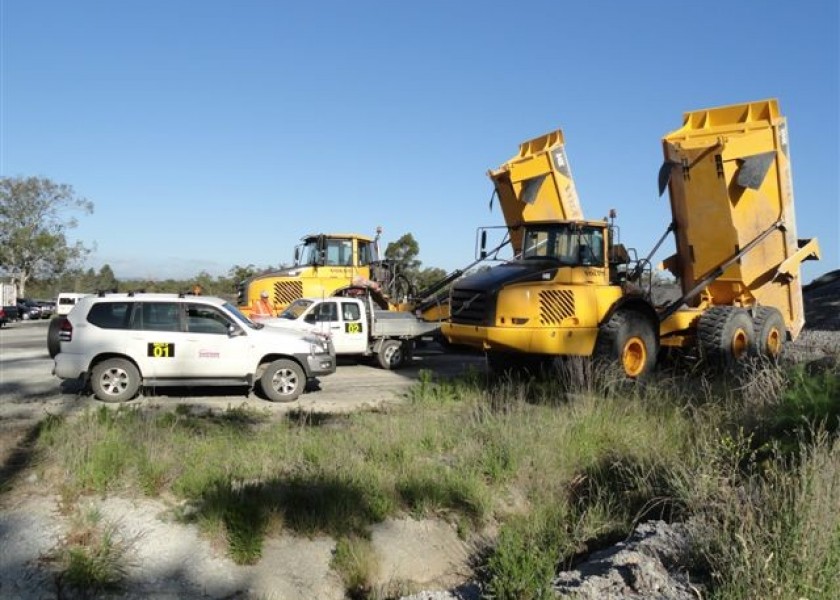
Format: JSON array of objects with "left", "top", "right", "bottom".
[
  {"left": 441, "top": 99, "right": 820, "bottom": 376},
  {"left": 237, "top": 230, "right": 408, "bottom": 317}
]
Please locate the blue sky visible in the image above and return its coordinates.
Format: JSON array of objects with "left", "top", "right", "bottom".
[{"left": 1, "top": 0, "right": 837, "bottom": 284}]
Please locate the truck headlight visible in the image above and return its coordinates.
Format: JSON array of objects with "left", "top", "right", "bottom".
[{"left": 306, "top": 334, "right": 330, "bottom": 355}]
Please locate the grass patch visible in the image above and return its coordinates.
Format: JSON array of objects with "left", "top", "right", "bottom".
[
  {"left": 29, "top": 359, "right": 840, "bottom": 597},
  {"left": 46, "top": 504, "right": 135, "bottom": 596}
]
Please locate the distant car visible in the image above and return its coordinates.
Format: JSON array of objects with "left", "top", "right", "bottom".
[
  {"left": 56, "top": 292, "right": 91, "bottom": 316},
  {"left": 53, "top": 292, "right": 336, "bottom": 402},
  {"left": 37, "top": 300, "right": 55, "bottom": 319},
  {"left": 2, "top": 305, "right": 20, "bottom": 322},
  {"left": 18, "top": 299, "right": 42, "bottom": 320}
]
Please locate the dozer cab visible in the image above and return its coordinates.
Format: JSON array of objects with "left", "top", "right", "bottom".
[{"left": 442, "top": 99, "right": 820, "bottom": 377}]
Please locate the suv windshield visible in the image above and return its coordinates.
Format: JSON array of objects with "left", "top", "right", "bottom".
[{"left": 521, "top": 224, "right": 605, "bottom": 267}]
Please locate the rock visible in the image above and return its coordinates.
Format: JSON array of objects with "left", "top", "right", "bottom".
[{"left": 552, "top": 521, "right": 703, "bottom": 600}]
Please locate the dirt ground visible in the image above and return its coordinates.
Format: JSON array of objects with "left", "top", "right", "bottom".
[{"left": 1, "top": 272, "right": 838, "bottom": 599}]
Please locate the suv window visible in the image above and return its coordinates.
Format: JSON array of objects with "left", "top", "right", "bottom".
[
  {"left": 87, "top": 301, "right": 134, "bottom": 329},
  {"left": 186, "top": 303, "right": 231, "bottom": 335},
  {"left": 136, "top": 302, "right": 182, "bottom": 332}
]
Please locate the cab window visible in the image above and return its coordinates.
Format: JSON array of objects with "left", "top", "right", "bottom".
[
  {"left": 325, "top": 240, "right": 353, "bottom": 266},
  {"left": 341, "top": 302, "right": 361, "bottom": 321},
  {"left": 357, "top": 241, "right": 374, "bottom": 266},
  {"left": 313, "top": 302, "right": 338, "bottom": 322}
]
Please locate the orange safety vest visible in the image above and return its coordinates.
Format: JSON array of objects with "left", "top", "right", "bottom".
[{"left": 251, "top": 298, "right": 274, "bottom": 318}]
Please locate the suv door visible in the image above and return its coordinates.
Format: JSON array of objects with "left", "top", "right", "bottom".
[
  {"left": 132, "top": 301, "right": 188, "bottom": 378},
  {"left": 183, "top": 303, "right": 252, "bottom": 378}
]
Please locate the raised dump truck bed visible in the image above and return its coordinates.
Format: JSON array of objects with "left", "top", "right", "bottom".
[
  {"left": 660, "top": 98, "right": 820, "bottom": 340},
  {"left": 489, "top": 129, "right": 584, "bottom": 253}
]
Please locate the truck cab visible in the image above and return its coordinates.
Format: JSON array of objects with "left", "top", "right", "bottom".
[
  {"left": 237, "top": 232, "right": 380, "bottom": 317},
  {"left": 265, "top": 294, "right": 440, "bottom": 369}
]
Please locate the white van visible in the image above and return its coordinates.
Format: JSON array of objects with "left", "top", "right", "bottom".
[{"left": 56, "top": 293, "right": 91, "bottom": 316}]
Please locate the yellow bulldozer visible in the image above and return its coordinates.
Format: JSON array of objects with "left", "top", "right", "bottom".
[{"left": 441, "top": 99, "right": 820, "bottom": 376}]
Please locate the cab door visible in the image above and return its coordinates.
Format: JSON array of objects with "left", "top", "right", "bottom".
[{"left": 306, "top": 300, "right": 367, "bottom": 354}]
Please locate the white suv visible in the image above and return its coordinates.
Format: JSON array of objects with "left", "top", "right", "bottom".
[{"left": 53, "top": 293, "right": 335, "bottom": 403}]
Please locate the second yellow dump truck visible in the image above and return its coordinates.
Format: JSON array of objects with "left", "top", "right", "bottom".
[
  {"left": 442, "top": 99, "right": 820, "bottom": 375},
  {"left": 237, "top": 230, "right": 414, "bottom": 317}
]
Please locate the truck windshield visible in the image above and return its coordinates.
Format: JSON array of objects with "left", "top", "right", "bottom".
[
  {"left": 296, "top": 238, "right": 355, "bottom": 266},
  {"left": 521, "top": 224, "right": 605, "bottom": 267},
  {"left": 278, "top": 299, "right": 314, "bottom": 320}
]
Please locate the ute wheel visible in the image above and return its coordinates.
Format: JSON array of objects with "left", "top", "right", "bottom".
[
  {"left": 91, "top": 358, "right": 141, "bottom": 403},
  {"left": 697, "top": 306, "right": 754, "bottom": 365},
  {"left": 47, "top": 317, "right": 65, "bottom": 358},
  {"left": 752, "top": 306, "right": 786, "bottom": 360},
  {"left": 260, "top": 359, "right": 305, "bottom": 402},
  {"left": 377, "top": 339, "right": 407, "bottom": 370},
  {"left": 595, "top": 309, "right": 658, "bottom": 379}
]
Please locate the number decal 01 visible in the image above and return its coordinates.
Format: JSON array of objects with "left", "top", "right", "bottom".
[{"left": 147, "top": 342, "right": 175, "bottom": 358}]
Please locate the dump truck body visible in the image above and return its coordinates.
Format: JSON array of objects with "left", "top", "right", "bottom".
[{"left": 660, "top": 98, "right": 819, "bottom": 340}]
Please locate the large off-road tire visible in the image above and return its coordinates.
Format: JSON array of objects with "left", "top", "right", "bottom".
[
  {"left": 594, "top": 309, "right": 658, "bottom": 379},
  {"left": 752, "top": 306, "right": 786, "bottom": 360},
  {"left": 90, "top": 358, "right": 141, "bottom": 403},
  {"left": 47, "top": 316, "right": 66, "bottom": 358},
  {"left": 376, "top": 339, "right": 407, "bottom": 370},
  {"left": 260, "top": 359, "right": 305, "bottom": 402},
  {"left": 697, "top": 306, "right": 754, "bottom": 366}
]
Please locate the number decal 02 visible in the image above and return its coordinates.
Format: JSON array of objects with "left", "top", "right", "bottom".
[{"left": 345, "top": 322, "right": 362, "bottom": 334}]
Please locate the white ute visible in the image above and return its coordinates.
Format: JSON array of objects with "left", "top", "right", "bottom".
[
  {"left": 263, "top": 294, "right": 440, "bottom": 369},
  {"left": 53, "top": 292, "right": 335, "bottom": 402}
]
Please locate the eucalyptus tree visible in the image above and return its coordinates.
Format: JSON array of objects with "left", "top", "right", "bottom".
[{"left": 0, "top": 177, "right": 94, "bottom": 297}]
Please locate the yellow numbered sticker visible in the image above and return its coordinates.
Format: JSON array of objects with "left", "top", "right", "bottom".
[
  {"left": 345, "top": 322, "right": 362, "bottom": 334},
  {"left": 147, "top": 342, "right": 175, "bottom": 358}
]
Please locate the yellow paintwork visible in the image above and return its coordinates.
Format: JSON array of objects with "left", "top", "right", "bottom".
[
  {"left": 442, "top": 276, "right": 623, "bottom": 356},
  {"left": 489, "top": 129, "right": 584, "bottom": 253},
  {"left": 662, "top": 98, "right": 819, "bottom": 339},
  {"left": 240, "top": 234, "right": 375, "bottom": 316}
]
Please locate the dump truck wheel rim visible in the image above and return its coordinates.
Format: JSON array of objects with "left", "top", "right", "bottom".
[
  {"left": 621, "top": 337, "right": 646, "bottom": 377},
  {"left": 731, "top": 328, "right": 748, "bottom": 359},
  {"left": 766, "top": 327, "right": 782, "bottom": 356}
]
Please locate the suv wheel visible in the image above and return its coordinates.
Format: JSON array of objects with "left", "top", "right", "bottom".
[
  {"left": 260, "top": 359, "right": 304, "bottom": 402},
  {"left": 91, "top": 358, "right": 141, "bottom": 403}
]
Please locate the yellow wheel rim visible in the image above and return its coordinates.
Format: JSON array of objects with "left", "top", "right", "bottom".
[
  {"left": 766, "top": 327, "right": 782, "bottom": 356},
  {"left": 732, "top": 328, "right": 748, "bottom": 359},
  {"left": 622, "top": 337, "right": 647, "bottom": 377}
]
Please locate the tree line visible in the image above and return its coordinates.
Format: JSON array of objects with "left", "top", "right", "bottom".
[{"left": 1, "top": 176, "right": 451, "bottom": 301}]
